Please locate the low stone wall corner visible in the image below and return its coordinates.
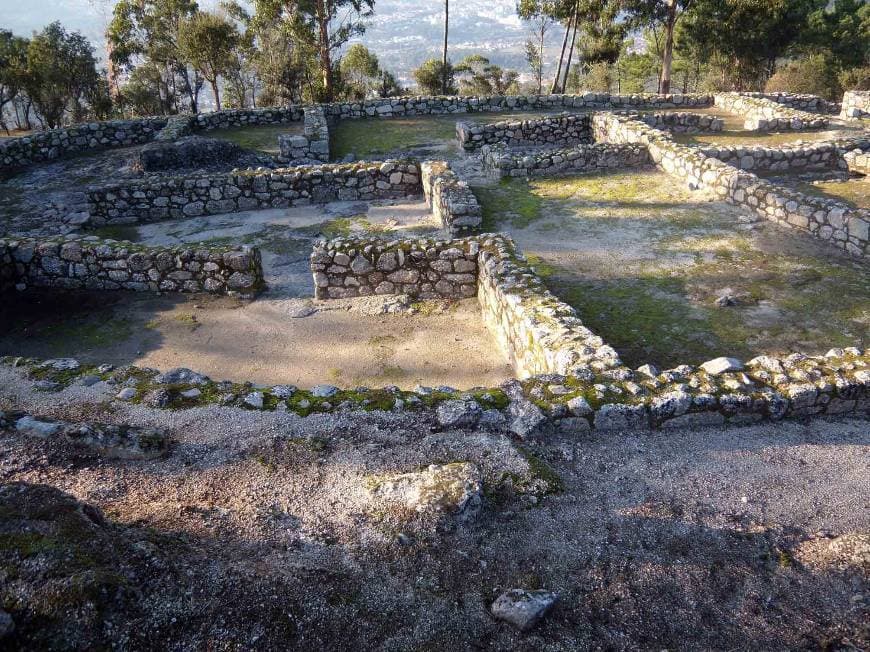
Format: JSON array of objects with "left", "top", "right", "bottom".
[{"left": 420, "top": 161, "right": 483, "bottom": 234}]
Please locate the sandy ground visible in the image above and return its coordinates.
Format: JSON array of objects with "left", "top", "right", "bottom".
[
  {"left": 0, "top": 292, "right": 513, "bottom": 390},
  {"left": 1, "top": 197, "right": 518, "bottom": 390},
  {"left": 0, "top": 364, "right": 867, "bottom": 650}
]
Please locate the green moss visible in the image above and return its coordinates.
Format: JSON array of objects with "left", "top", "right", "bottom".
[
  {"left": 88, "top": 224, "right": 141, "bottom": 242},
  {"left": 795, "top": 180, "right": 869, "bottom": 210},
  {"left": 473, "top": 178, "right": 545, "bottom": 230},
  {"left": 174, "top": 313, "right": 199, "bottom": 330}
]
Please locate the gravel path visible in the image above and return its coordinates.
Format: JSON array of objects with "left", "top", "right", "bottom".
[{"left": 1, "top": 366, "right": 867, "bottom": 650}]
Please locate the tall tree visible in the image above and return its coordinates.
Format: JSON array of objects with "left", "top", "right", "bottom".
[
  {"left": 679, "top": 0, "right": 821, "bottom": 90},
  {"left": 625, "top": 0, "right": 693, "bottom": 93},
  {"left": 178, "top": 11, "right": 239, "bottom": 110},
  {"left": 518, "top": 0, "right": 555, "bottom": 94},
  {"left": 413, "top": 58, "right": 456, "bottom": 94},
  {"left": 24, "top": 22, "right": 102, "bottom": 128},
  {"left": 442, "top": 0, "right": 450, "bottom": 94},
  {"left": 249, "top": 0, "right": 373, "bottom": 102},
  {"left": 455, "top": 54, "right": 520, "bottom": 95},
  {"left": 107, "top": 0, "right": 203, "bottom": 114},
  {"left": 0, "top": 30, "right": 29, "bottom": 133},
  {"left": 340, "top": 43, "right": 380, "bottom": 99}
]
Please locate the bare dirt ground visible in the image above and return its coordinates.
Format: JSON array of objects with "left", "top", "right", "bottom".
[
  {"left": 0, "top": 292, "right": 513, "bottom": 390},
  {"left": 0, "top": 366, "right": 867, "bottom": 650},
  {"left": 0, "top": 198, "right": 515, "bottom": 390}
]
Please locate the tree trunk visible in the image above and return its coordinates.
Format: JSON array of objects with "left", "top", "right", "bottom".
[
  {"left": 211, "top": 79, "right": 221, "bottom": 110},
  {"left": 538, "top": 21, "right": 545, "bottom": 94},
  {"left": 315, "top": 0, "right": 333, "bottom": 101},
  {"left": 660, "top": 0, "right": 678, "bottom": 95},
  {"left": 551, "top": 13, "right": 573, "bottom": 93},
  {"left": 442, "top": 0, "right": 449, "bottom": 94},
  {"left": 560, "top": 2, "right": 579, "bottom": 93}
]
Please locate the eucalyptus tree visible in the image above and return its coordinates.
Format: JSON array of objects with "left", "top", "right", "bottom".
[
  {"left": 177, "top": 11, "right": 240, "bottom": 109},
  {"left": 0, "top": 30, "right": 29, "bottom": 133},
  {"left": 24, "top": 22, "right": 103, "bottom": 128},
  {"left": 107, "top": 0, "right": 203, "bottom": 113},
  {"left": 517, "top": 0, "right": 556, "bottom": 93}
]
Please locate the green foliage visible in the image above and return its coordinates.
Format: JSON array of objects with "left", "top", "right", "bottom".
[
  {"left": 765, "top": 53, "right": 842, "bottom": 100},
  {"left": 375, "top": 70, "right": 404, "bottom": 98},
  {"left": 340, "top": 43, "right": 380, "bottom": 99},
  {"left": 569, "top": 61, "right": 613, "bottom": 92},
  {"left": 178, "top": 11, "right": 240, "bottom": 109},
  {"left": 455, "top": 54, "right": 519, "bottom": 95},
  {"left": 24, "top": 22, "right": 103, "bottom": 128},
  {"left": 118, "top": 63, "right": 164, "bottom": 117},
  {"left": 839, "top": 66, "right": 870, "bottom": 91},
  {"left": 679, "top": 0, "right": 821, "bottom": 90},
  {"left": 108, "top": 0, "right": 203, "bottom": 114},
  {"left": 799, "top": 0, "right": 870, "bottom": 71},
  {"left": 413, "top": 58, "right": 456, "bottom": 95},
  {"left": 0, "top": 30, "right": 29, "bottom": 132},
  {"left": 616, "top": 50, "right": 656, "bottom": 93}
]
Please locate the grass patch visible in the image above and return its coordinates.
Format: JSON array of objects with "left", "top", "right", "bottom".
[
  {"left": 207, "top": 123, "right": 301, "bottom": 154},
  {"left": 89, "top": 224, "right": 141, "bottom": 242},
  {"left": 795, "top": 180, "right": 869, "bottom": 210}
]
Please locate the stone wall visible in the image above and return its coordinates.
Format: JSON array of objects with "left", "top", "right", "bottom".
[
  {"left": 278, "top": 105, "right": 330, "bottom": 162},
  {"left": 86, "top": 160, "right": 421, "bottom": 225},
  {"left": 0, "top": 118, "right": 167, "bottom": 174},
  {"left": 841, "top": 91, "right": 870, "bottom": 119},
  {"left": 737, "top": 92, "right": 841, "bottom": 115},
  {"left": 476, "top": 235, "right": 622, "bottom": 378},
  {"left": 695, "top": 141, "right": 847, "bottom": 172},
  {"left": 138, "top": 136, "right": 243, "bottom": 171},
  {"left": 193, "top": 107, "right": 304, "bottom": 131},
  {"left": 456, "top": 114, "right": 591, "bottom": 151},
  {"left": 309, "top": 233, "right": 623, "bottom": 378},
  {"left": 1, "top": 242, "right": 15, "bottom": 292},
  {"left": 844, "top": 145, "right": 870, "bottom": 175},
  {"left": 310, "top": 236, "right": 479, "bottom": 299},
  {"left": 634, "top": 111, "right": 724, "bottom": 133},
  {"left": 0, "top": 236, "right": 263, "bottom": 296},
  {"left": 592, "top": 112, "right": 869, "bottom": 258},
  {"left": 420, "top": 161, "right": 483, "bottom": 234},
  {"left": 323, "top": 93, "right": 713, "bottom": 119},
  {"left": 481, "top": 142, "right": 651, "bottom": 178},
  {"left": 714, "top": 93, "right": 829, "bottom": 131}
]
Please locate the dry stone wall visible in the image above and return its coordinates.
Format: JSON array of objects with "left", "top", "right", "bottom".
[
  {"left": 737, "top": 92, "right": 841, "bottom": 115},
  {"left": 476, "top": 235, "right": 623, "bottom": 378},
  {"left": 0, "top": 235, "right": 263, "bottom": 296},
  {"left": 278, "top": 105, "right": 330, "bottom": 161},
  {"left": 0, "top": 118, "right": 167, "bottom": 174},
  {"left": 420, "top": 161, "right": 483, "bottom": 234},
  {"left": 193, "top": 107, "right": 304, "bottom": 131},
  {"left": 634, "top": 111, "right": 724, "bottom": 133},
  {"left": 86, "top": 160, "right": 421, "bottom": 225},
  {"left": 714, "top": 93, "right": 829, "bottom": 131},
  {"left": 456, "top": 114, "right": 591, "bottom": 151},
  {"left": 310, "top": 236, "right": 479, "bottom": 300},
  {"left": 592, "top": 112, "right": 869, "bottom": 258},
  {"left": 481, "top": 142, "right": 650, "bottom": 178},
  {"left": 844, "top": 145, "right": 870, "bottom": 175},
  {"left": 323, "top": 93, "right": 713, "bottom": 119},
  {"left": 1, "top": 242, "right": 15, "bottom": 292},
  {"left": 695, "top": 141, "right": 848, "bottom": 172},
  {"left": 841, "top": 91, "right": 870, "bottom": 119}
]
